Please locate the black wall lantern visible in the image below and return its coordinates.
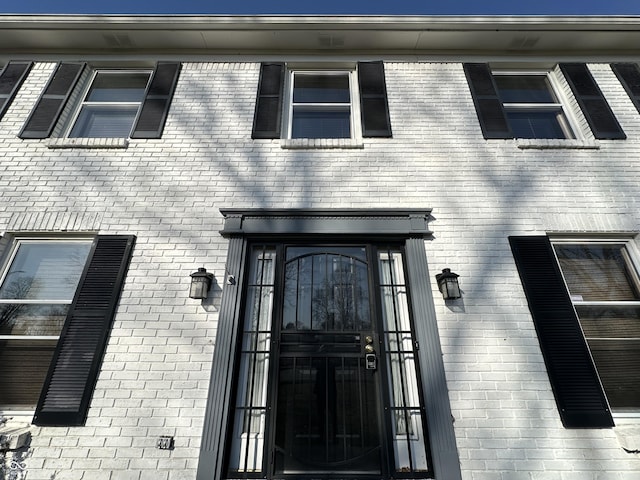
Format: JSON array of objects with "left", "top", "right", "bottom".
[
  {"left": 189, "top": 267, "right": 214, "bottom": 299},
  {"left": 436, "top": 268, "right": 461, "bottom": 300}
]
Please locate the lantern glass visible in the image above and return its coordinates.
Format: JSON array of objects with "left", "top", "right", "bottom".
[
  {"left": 436, "top": 268, "right": 461, "bottom": 300},
  {"left": 442, "top": 277, "right": 461, "bottom": 299},
  {"left": 190, "top": 268, "right": 213, "bottom": 300}
]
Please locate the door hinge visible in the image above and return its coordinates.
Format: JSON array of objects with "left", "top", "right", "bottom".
[{"left": 414, "top": 340, "right": 420, "bottom": 350}]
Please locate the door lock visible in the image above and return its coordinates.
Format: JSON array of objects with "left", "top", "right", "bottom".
[
  {"left": 365, "top": 353, "right": 377, "bottom": 370},
  {"left": 364, "top": 335, "right": 377, "bottom": 370}
]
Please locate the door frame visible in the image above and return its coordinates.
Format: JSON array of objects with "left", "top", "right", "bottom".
[{"left": 196, "top": 209, "right": 461, "bottom": 480}]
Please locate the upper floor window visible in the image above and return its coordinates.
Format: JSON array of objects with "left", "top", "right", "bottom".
[
  {"left": 252, "top": 62, "right": 392, "bottom": 142},
  {"left": 68, "top": 70, "right": 152, "bottom": 138},
  {"left": 19, "top": 62, "right": 181, "bottom": 140},
  {"left": 286, "top": 70, "right": 358, "bottom": 139},
  {"left": 493, "top": 73, "right": 574, "bottom": 139},
  {"left": 464, "top": 63, "right": 626, "bottom": 141}
]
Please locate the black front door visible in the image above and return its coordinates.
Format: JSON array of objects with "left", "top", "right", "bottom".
[
  {"left": 226, "top": 243, "right": 432, "bottom": 479},
  {"left": 272, "top": 246, "right": 384, "bottom": 475}
]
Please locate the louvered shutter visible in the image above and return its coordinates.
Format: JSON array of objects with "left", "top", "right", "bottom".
[
  {"left": 509, "top": 236, "right": 613, "bottom": 428},
  {"left": 33, "top": 235, "right": 136, "bottom": 426},
  {"left": 0, "top": 61, "right": 32, "bottom": 120},
  {"left": 560, "top": 63, "right": 626, "bottom": 140},
  {"left": 131, "top": 62, "right": 181, "bottom": 139},
  {"left": 463, "top": 63, "right": 512, "bottom": 139},
  {"left": 357, "top": 61, "right": 392, "bottom": 138},
  {"left": 611, "top": 63, "right": 640, "bottom": 115},
  {"left": 19, "top": 63, "right": 85, "bottom": 139},
  {"left": 251, "top": 63, "right": 284, "bottom": 139}
]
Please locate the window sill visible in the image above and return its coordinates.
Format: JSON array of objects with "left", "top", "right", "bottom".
[
  {"left": 614, "top": 424, "right": 640, "bottom": 453},
  {"left": 280, "top": 138, "right": 364, "bottom": 150},
  {"left": 515, "top": 138, "right": 599, "bottom": 150},
  {"left": 47, "top": 138, "right": 129, "bottom": 149}
]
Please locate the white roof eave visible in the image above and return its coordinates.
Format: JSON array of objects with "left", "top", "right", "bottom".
[{"left": 0, "top": 14, "right": 639, "bottom": 57}]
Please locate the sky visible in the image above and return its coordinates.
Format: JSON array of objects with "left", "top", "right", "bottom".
[{"left": 1, "top": 0, "right": 640, "bottom": 16}]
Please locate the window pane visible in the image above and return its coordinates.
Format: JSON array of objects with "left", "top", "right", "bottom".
[
  {"left": 575, "top": 306, "right": 640, "bottom": 338},
  {"left": 293, "top": 74, "right": 350, "bottom": 103},
  {"left": 292, "top": 110, "right": 350, "bottom": 139},
  {"left": 495, "top": 75, "right": 557, "bottom": 103},
  {"left": 69, "top": 106, "right": 139, "bottom": 138},
  {"left": 86, "top": 72, "right": 150, "bottom": 102},
  {"left": 229, "top": 246, "right": 275, "bottom": 474},
  {"left": 378, "top": 248, "right": 429, "bottom": 473},
  {"left": 286, "top": 246, "right": 367, "bottom": 262},
  {"left": 587, "top": 339, "right": 640, "bottom": 409},
  {"left": 0, "top": 304, "right": 69, "bottom": 336},
  {"left": 0, "top": 242, "right": 91, "bottom": 301},
  {"left": 0, "top": 339, "right": 58, "bottom": 409},
  {"left": 506, "top": 110, "right": 568, "bottom": 139},
  {"left": 283, "top": 251, "right": 370, "bottom": 332},
  {"left": 555, "top": 244, "right": 640, "bottom": 301}
]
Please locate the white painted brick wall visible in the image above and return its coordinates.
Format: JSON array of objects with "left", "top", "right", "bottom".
[{"left": 1, "top": 59, "right": 639, "bottom": 480}]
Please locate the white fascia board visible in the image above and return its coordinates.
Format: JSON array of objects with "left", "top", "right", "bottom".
[{"left": 0, "top": 14, "right": 640, "bottom": 56}]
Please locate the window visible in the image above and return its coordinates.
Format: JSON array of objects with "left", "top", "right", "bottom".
[
  {"left": 464, "top": 63, "right": 626, "bottom": 140},
  {"left": 493, "top": 73, "right": 574, "bottom": 139},
  {"left": 0, "top": 235, "right": 135, "bottom": 426},
  {"left": 553, "top": 241, "right": 640, "bottom": 415},
  {"left": 286, "top": 71, "right": 357, "bottom": 139},
  {"left": 197, "top": 210, "right": 462, "bottom": 480},
  {"left": 252, "top": 62, "right": 392, "bottom": 140},
  {"left": 67, "top": 70, "right": 152, "bottom": 138},
  {"left": 509, "top": 235, "right": 640, "bottom": 428},
  {"left": 0, "top": 239, "right": 92, "bottom": 411},
  {"left": 20, "top": 62, "right": 181, "bottom": 140}
]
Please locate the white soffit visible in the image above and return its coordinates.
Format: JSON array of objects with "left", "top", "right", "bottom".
[{"left": 0, "top": 15, "right": 639, "bottom": 55}]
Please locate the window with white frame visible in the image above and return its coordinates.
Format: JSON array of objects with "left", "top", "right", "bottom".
[
  {"left": 552, "top": 239, "right": 640, "bottom": 415},
  {"left": 0, "top": 238, "right": 92, "bottom": 411},
  {"left": 285, "top": 70, "right": 360, "bottom": 139},
  {"left": 67, "top": 70, "right": 152, "bottom": 138},
  {"left": 493, "top": 72, "right": 575, "bottom": 139},
  {"left": 252, "top": 62, "right": 391, "bottom": 141}
]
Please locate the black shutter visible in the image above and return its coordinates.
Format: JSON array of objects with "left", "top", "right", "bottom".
[
  {"left": 357, "top": 61, "right": 392, "bottom": 138},
  {"left": 131, "top": 62, "right": 181, "bottom": 139},
  {"left": 0, "top": 61, "right": 32, "bottom": 120},
  {"left": 509, "top": 236, "right": 613, "bottom": 428},
  {"left": 19, "top": 62, "right": 85, "bottom": 139},
  {"left": 463, "top": 63, "right": 512, "bottom": 139},
  {"left": 560, "top": 63, "right": 626, "bottom": 140},
  {"left": 33, "top": 235, "right": 136, "bottom": 426},
  {"left": 611, "top": 63, "right": 640, "bottom": 115},
  {"left": 251, "top": 63, "right": 284, "bottom": 139}
]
